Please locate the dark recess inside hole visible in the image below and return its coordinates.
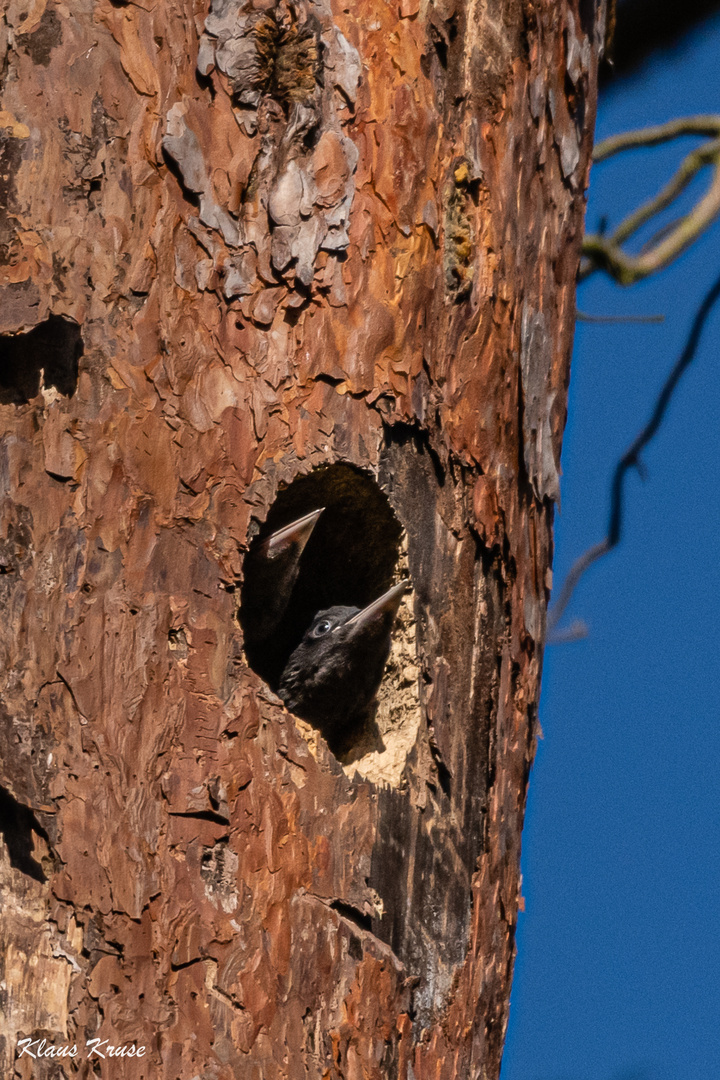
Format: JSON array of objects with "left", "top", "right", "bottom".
[
  {"left": 240, "top": 463, "right": 403, "bottom": 691},
  {"left": 0, "top": 315, "right": 83, "bottom": 405},
  {"left": 0, "top": 785, "right": 49, "bottom": 882}
]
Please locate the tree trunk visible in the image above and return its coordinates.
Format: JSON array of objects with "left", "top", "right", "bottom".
[{"left": 0, "top": 1, "right": 601, "bottom": 1076}]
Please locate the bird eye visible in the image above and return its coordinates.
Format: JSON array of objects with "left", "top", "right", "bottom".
[{"left": 313, "top": 620, "right": 332, "bottom": 637}]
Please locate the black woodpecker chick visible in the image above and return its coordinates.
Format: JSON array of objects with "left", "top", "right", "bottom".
[
  {"left": 278, "top": 579, "right": 409, "bottom": 748},
  {"left": 241, "top": 508, "right": 323, "bottom": 643}
]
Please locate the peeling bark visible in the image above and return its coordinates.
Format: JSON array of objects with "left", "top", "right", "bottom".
[{"left": 0, "top": 0, "right": 601, "bottom": 1076}]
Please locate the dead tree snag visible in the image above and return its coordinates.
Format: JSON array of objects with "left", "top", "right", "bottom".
[{"left": 0, "top": 0, "right": 602, "bottom": 1076}]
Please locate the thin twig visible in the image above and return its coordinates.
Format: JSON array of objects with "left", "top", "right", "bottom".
[
  {"left": 548, "top": 268, "right": 720, "bottom": 636},
  {"left": 546, "top": 620, "right": 589, "bottom": 644},
  {"left": 577, "top": 311, "right": 665, "bottom": 324},
  {"left": 548, "top": 540, "right": 610, "bottom": 637},
  {"left": 638, "top": 217, "right": 684, "bottom": 255}
]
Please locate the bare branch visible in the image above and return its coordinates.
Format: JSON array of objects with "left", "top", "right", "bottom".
[
  {"left": 582, "top": 117, "right": 720, "bottom": 284},
  {"left": 593, "top": 115, "right": 720, "bottom": 161},
  {"left": 549, "top": 268, "right": 720, "bottom": 636},
  {"left": 612, "top": 138, "right": 720, "bottom": 246}
]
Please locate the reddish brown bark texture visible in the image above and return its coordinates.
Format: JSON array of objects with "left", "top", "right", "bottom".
[{"left": 0, "top": 0, "right": 601, "bottom": 1076}]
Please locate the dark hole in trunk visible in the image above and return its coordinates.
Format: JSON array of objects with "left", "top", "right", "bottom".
[
  {"left": 0, "top": 315, "right": 82, "bottom": 405},
  {"left": 241, "top": 463, "right": 402, "bottom": 688},
  {"left": 240, "top": 463, "right": 405, "bottom": 753}
]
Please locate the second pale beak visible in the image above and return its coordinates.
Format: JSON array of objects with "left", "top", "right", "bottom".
[
  {"left": 242, "top": 507, "right": 324, "bottom": 643},
  {"left": 257, "top": 508, "right": 324, "bottom": 562}
]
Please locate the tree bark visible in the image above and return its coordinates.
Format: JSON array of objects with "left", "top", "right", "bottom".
[{"left": 0, "top": 0, "right": 601, "bottom": 1077}]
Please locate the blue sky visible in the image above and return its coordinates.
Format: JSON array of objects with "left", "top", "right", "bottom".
[{"left": 502, "top": 15, "right": 720, "bottom": 1080}]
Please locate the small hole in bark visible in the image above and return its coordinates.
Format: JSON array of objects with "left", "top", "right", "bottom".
[
  {"left": 168, "top": 626, "right": 187, "bottom": 649},
  {"left": 240, "top": 463, "right": 415, "bottom": 760},
  {"left": 196, "top": 68, "right": 215, "bottom": 98},
  {"left": 429, "top": 25, "right": 448, "bottom": 68},
  {"left": 330, "top": 898, "right": 372, "bottom": 934},
  {"left": 0, "top": 785, "right": 49, "bottom": 882},
  {"left": 0, "top": 315, "right": 82, "bottom": 405},
  {"left": 578, "top": 0, "right": 596, "bottom": 39},
  {"left": 429, "top": 731, "right": 452, "bottom": 800}
]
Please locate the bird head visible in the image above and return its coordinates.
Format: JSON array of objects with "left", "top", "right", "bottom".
[{"left": 278, "top": 579, "right": 409, "bottom": 736}]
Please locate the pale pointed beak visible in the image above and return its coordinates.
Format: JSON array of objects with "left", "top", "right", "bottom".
[
  {"left": 258, "top": 508, "right": 324, "bottom": 561},
  {"left": 343, "top": 579, "right": 410, "bottom": 632}
]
